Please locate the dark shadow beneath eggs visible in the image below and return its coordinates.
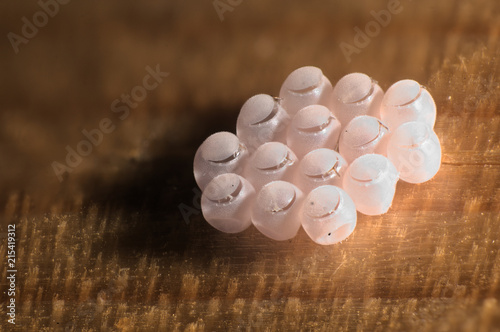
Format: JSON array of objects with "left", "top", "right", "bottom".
[{"left": 77, "top": 106, "right": 267, "bottom": 264}]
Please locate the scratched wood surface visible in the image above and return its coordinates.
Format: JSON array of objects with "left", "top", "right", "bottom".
[{"left": 0, "top": 0, "right": 499, "bottom": 331}]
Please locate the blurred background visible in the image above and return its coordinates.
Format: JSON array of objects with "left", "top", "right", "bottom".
[
  {"left": 0, "top": 0, "right": 499, "bottom": 330},
  {"left": 1, "top": 0, "right": 497, "bottom": 207}
]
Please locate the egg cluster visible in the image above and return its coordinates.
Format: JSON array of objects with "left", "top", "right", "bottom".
[{"left": 193, "top": 66, "right": 441, "bottom": 245}]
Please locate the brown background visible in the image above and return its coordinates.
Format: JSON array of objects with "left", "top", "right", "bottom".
[{"left": 0, "top": 0, "right": 499, "bottom": 330}]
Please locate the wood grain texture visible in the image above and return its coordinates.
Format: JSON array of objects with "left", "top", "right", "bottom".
[{"left": 0, "top": 0, "right": 499, "bottom": 330}]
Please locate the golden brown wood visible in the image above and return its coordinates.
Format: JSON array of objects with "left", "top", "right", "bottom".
[{"left": 0, "top": 0, "right": 499, "bottom": 330}]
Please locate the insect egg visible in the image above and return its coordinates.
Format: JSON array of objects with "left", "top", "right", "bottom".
[
  {"left": 236, "top": 94, "right": 290, "bottom": 152},
  {"left": 342, "top": 154, "right": 399, "bottom": 215},
  {"left": 244, "top": 142, "right": 298, "bottom": 191},
  {"left": 301, "top": 185, "right": 357, "bottom": 245},
  {"left": 279, "top": 66, "right": 334, "bottom": 116},
  {"left": 251, "top": 181, "right": 304, "bottom": 241},
  {"left": 339, "top": 115, "right": 390, "bottom": 164},
  {"left": 295, "top": 148, "right": 348, "bottom": 193},
  {"left": 201, "top": 173, "right": 256, "bottom": 233},
  {"left": 331, "top": 72, "right": 384, "bottom": 128},
  {"left": 193, "top": 131, "right": 249, "bottom": 190},
  {"left": 286, "top": 105, "right": 342, "bottom": 158},
  {"left": 387, "top": 121, "right": 441, "bottom": 183},
  {"left": 380, "top": 79, "right": 436, "bottom": 130}
]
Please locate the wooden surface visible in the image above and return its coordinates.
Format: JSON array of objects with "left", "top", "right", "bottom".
[{"left": 1, "top": 0, "right": 499, "bottom": 330}]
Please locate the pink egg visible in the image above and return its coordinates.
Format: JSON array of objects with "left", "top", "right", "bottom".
[
  {"left": 244, "top": 142, "right": 298, "bottom": 191},
  {"left": 295, "top": 148, "right": 348, "bottom": 193},
  {"left": 279, "top": 66, "right": 334, "bottom": 116},
  {"left": 201, "top": 173, "right": 256, "bottom": 233},
  {"left": 380, "top": 79, "right": 436, "bottom": 130},
  {"left": 286, "top": 105, "right": 341, "bottom": 158},
  {"left": 236, "top": 94, "right": 290, "bottom": 152},
  {"left": 342, "top": 154, "right": 399, "bottom": 215},
  {"left": 387, "top": 121, "right": 441, "bottom": 183},
  {"left": 252, "top": 181, "right": 304, "bottom": 241},
  {"left": 331, "top": 73, "right": 384, "bottom": 128},
  {"left": 301, "top": 185, "right": 357, "bottom": 245},
  {"left": 339, "top": 115, "right": 390, "bottom": 164},
  {"left": 193, "top": 132, "right": 249, "bottom": 190}
]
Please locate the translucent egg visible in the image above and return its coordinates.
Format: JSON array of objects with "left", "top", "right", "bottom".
[
  {"left": 244, "top": 142, "right": 298, "bottom": 191},
  {"left": 295, "top": 148, "right": 348, "bottom": 193},
  {"left": 331, "top": 73, "right": 384, "bottom": 128},
  {"left": 236, "top": 94, "right": 290, "bottom": 152},
  {"left": 301, "top": 185, "right": 357, "bottom": 245},
  {"left": 286, "top": 105, "right": 342, "bottom": 158},
  {"left": 339, "top": 115, "right": 390, "bottom": 164},
  {"left": 387, "top": 121, "right": 441, "bottom": 183},
  {"left": 342, "top": 154, "right": 399, "bottom": 215},
  {"left": 201, "top": 173, "right": 256, "bottom": 233},
  {"left": 252, "top": 181, "right": 304, "bottom": 241},
  {"left": 380, "top": 79, "right": 436, "bottom": 130},
  {"left": 193, "top": 132, "right": 249, "bottom": 190},
  {"left": 279, "top": 66, "right": 334, "bottom": 116}
]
